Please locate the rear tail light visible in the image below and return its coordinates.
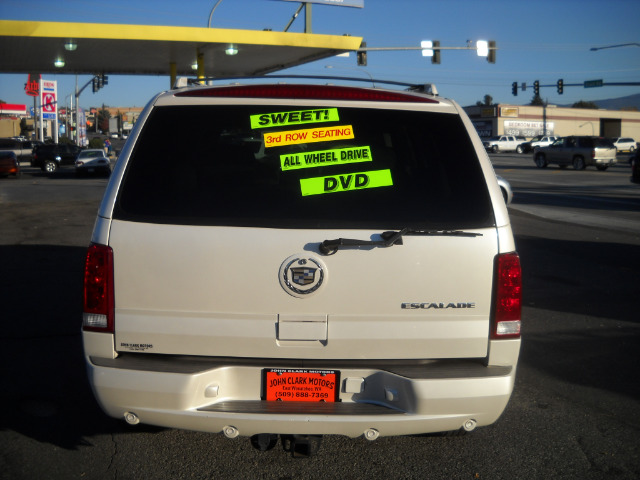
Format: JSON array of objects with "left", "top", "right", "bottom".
[
  {"left": 175, "top": 84, "right": 438, "bottom": 103},
  {"left": 491, "top": 252, "right": 522, "bottom": 339},
  {"left": 83, "top": 243, "right": 114, "bottom": 333}
]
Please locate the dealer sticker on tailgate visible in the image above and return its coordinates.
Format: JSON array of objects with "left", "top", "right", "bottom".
[{"left": 263, "top": 369, "right": 340, "bottom": 402}]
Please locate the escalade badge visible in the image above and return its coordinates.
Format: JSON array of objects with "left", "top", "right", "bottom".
[{"left": 279, "top": 254, "right": 327, "bottom": 298}]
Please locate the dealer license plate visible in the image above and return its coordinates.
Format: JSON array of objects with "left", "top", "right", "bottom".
[{"left": 263, "top": 369, "right": 339, "bottom": 402}]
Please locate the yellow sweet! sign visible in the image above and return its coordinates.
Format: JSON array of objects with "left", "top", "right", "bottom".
[{"left": 250, "top": 108, "right": 340, "bottom": 129}]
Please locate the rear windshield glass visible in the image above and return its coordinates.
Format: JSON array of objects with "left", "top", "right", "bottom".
[
  {"left": 114, "top": 104, "right": 494, "bottom": 230},
  {"left": 593, "top": 138, "right": 614, "bottom": 147}
]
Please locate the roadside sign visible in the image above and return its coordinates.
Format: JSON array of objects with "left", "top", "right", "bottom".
[
  {"left": 584, "top": 79, "right": 603, "bottom": 88},
  {"left": 25, "top": 73, "right": 40, "bottom": 97},
  {"left": 39, "top": 79, "right": 59, "bottom": 142},
  {"left": 40, "top": 79, "right": 57, "bottom": 120}
]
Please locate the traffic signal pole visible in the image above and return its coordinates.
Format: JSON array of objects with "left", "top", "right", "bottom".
[
  {"left": 355, "top": 41, "right": 497, "bottom": 66},
  {"left": 74, "top": 73, "right": 109, "bottom": 145},
  {"left": 510, "top": 79, "right": 640, "bottom": 96}
]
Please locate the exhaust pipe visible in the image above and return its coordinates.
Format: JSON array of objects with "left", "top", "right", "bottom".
[
  {"left": 364, "top": 428, "right": 379, "bottom": 441},
  {"left": 463, "top": 419, "right": 477, "bottom": 432},
  {"left": 124, "top": 412, "right": 139, "bottom": 425},
  {"left": 222, "top": 425, "right": 239, "bottom": 438}
]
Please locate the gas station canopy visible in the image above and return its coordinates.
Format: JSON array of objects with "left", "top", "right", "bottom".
[{"left": 0, "top": 20, "right": 362, "bottom": 82}]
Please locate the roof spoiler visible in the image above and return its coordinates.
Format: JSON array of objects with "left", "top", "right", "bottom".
[{"left": 172, "top": 75, "right": 438, "bottom": 95}]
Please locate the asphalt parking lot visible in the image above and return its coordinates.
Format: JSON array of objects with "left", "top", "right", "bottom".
[{"left": 0, "top": 159, "right": 639, "bottom": 479}]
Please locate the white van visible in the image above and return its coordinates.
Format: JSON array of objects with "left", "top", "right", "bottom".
[{"left": 82, "top": 80, "right": 521, "bottom": 455}]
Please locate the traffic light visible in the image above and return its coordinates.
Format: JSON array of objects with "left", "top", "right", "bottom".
[
  {"left": 557, "top": 78, "right": 564, "bottom": 94},
  {"left": 534, "top": 80, "right": 540, "bottom": 96},
  {"left": 357, "top": 41, "right": 367, "bottom": 66},
  {"left": 487, "top": 40, "right": 496, "bottom": 63},
  {"left": 92, "top": 74, "right": 109, "bottom": 93},
  {"left": 431, "top": 41, "right": 441, "bottom": 64},
  {"left": 512, "top": 82, "right": 518, "bottom": 96}
]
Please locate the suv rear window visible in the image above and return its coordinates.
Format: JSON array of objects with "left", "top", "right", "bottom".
[{"left": 115, "top": 104, "right": 494, "bottom": 230}]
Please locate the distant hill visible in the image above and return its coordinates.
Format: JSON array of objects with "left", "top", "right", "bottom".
[{"left": 560, "top": 93, "right": 640, "bottom": 111}]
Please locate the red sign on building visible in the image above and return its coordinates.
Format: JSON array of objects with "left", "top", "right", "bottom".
[
  {"left": 0, "top": 104, "right": 27, "bottom": 115},
  {"left": 25, "top": 73, "right": 41, "bottom": 97}
]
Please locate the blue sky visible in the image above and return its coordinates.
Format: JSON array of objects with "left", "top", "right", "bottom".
[{"left": 1, "top": 0, "right": 639, "bottom": 109}]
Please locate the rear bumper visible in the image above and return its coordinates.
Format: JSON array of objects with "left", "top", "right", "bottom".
[
  {"left": 85, "top": 345, "right": 520, "bottom": 438},
  {"left": 591, "top": 157, "right": 617, "bottom": 166}
]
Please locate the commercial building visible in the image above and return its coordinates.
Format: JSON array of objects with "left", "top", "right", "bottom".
[{"left": 465, "top": 104, "right": 640, "bottom": 140}]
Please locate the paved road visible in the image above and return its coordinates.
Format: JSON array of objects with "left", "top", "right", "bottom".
[
  {"left": 492, "top": 152, "right": 640, "bottom": 234},
  {"left": 0, "top": 163, "right": 638, "bottom": 479}
]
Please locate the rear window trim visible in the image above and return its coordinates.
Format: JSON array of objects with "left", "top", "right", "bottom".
[{"left": 113, "top": 103, "right": 496, "bottom": 230}]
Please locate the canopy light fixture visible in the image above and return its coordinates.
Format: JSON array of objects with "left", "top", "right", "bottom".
[
  {"left": 191, "top": 61, "right": 198, "bottom": 70},
  {"left": 54, "top": 58, "right": 65, "bottom": 68},
  {"left": 64, "top": 40, "right": 77, "bottom": 51},
  {"left": 225, "top": 45, "right": 238, "bottom": 56}
]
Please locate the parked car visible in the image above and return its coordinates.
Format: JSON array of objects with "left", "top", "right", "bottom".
[
  {"left": 610, "top": 137, "right": 636, "bottom": 153},
  {"left": 483, "top": 135, "right": 527, "bottom": 153},
  {"left": 496, "top": 175, "right": 513, "bottom": 204},
  {"left": 75, "top": 149, "right": 111, "bottom": 176},
  {"left": 0, "top": 137, "right": 36, "bottom": 162},
  {"left": 31, "top": 143, "right": 84, "bottom": 172},
  {"left": 82, "top": 79, "right": 521, "bottom": 453},
  {"left": 0, "top": 150, "right": 21, "bottom": 178},
  {"left": 534, "top": 136, "right": 617, "bottom": 170},
  {"left": 519, "top": 135, "right": 558, "bottom": 153}
]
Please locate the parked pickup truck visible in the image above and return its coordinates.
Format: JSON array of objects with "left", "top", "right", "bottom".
[
  {"left": 0, "top": 138, "right": 40, "bottom": 162},
  {"left": 483, "top": 135, "right": 527, "bottom": 153},
  {"left": 519, "top": 135, "right": 558, "bottom": 153}
]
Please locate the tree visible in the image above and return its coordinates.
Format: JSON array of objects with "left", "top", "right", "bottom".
[
  {"left": 571, "top": 100, "right": 599, "bottom": 109},
  {"left": 476, "top": 94, "right": 494, "bottom": 106},
  {"left": 20, "top": 118, "right": 29, "bottom": 137},
  {"left": 97, "top": 106, "right": 111, "bottom": 132},
  {"left": 530, "top": 94, "right": 545, "bottom": 106}
]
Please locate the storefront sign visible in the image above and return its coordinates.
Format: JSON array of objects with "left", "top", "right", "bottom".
[
  {"left": 499, "top": 107, "right": 519, "bottom": 118},
  {"left": 504, "top": 120, "right": 555, "bottom": 137},
  {"left": 472, "top": 120, "right": 493, "bottom": 138},
  {"left": 25, "top": 73, "right": 40, "bottom": 97}
]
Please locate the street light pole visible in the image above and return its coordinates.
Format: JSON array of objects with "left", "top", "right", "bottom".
[
  {"left": 207, "top": 0, "right": 224, "bottom": 27},
  {"left": 590, "top": 43, "right": 640, "bottom": 51}
]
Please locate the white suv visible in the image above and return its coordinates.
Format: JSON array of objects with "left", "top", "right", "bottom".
[{"left": 82, "top": 80, "right": 521, "bottom": 454}]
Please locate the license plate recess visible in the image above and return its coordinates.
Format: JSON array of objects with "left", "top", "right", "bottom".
[{"left": 263, "top": 369, "right": 340, "bottom": 402}]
